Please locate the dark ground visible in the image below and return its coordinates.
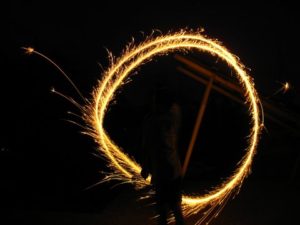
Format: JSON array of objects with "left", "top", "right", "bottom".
[{"left": 2, "top": 179, "right": 299, "bottom": 225}]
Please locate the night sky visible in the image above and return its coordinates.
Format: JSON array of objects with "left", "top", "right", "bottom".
[{"left": 1, "top": 1, "right": 300, "bottom": 225}]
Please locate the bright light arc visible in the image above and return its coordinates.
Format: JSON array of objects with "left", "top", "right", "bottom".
[{"left": 86, "top": 30, "right": 262, "bottom": 222}]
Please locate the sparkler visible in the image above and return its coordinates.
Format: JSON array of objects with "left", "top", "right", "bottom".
[
  {"left": 266, "top": 81, "right": 291, "bottom": 99},
  {"left": 84, "top": 30, "right": 263, "bottom": 224},
  {"left": 24, "top": 29, "right": 263, "bottom": 224}
]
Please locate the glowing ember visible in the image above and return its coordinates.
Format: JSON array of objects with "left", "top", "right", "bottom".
[
  {"left": 83, "top": 30, "right": 263, "bottom": 224},
  {"left": 283, "top": 82, "right": 290, "bottom": 93},
  {"left": 23, "top": 47, "right": 34, "bottom": 55}
]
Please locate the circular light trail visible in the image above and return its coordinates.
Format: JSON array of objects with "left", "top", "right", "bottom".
[{"left": 85, "top": 30, "right": 262, "bottom": 223}]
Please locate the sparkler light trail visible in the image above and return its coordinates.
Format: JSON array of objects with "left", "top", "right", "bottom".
[
  {"left": 83, "top": 30, "right": 263, "bottom": 224},
  {"left": 23, "top": 29, "right": 262, "bottom": 224}
]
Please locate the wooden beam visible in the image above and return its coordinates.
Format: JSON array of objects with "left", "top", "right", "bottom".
[
  {"left": 177, "top": 66, "right": 244, "bottom": 105},
  {"left": 182, "top": 77, "right": 214, "bottom": 176},
  {"left": 175, "top": 54, "right": 300, "bottom": 131},
  {"left": 175, "top": 54, "right": 242, "bottom": 94}
]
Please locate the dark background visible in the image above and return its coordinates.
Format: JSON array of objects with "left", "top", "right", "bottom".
[{"left": 1, "top": 1, "right": 300, "bottom": 224}]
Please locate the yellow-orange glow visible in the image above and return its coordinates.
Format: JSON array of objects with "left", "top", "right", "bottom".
[
  {"left": 283, "top": 82, "right": 290, "bottom": 92},
  {"left": 84, "top": 30, "right": 263, "bottom": 223},
  {"left": 23, "top": 47, "right": 34, "bottom": 55}
]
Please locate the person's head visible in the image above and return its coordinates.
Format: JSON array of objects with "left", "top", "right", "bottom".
[{"left": 151, "top": 83, "right": 174, "bottom": 113}]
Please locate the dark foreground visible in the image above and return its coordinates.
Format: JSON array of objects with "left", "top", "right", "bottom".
[{"left": 2, "top": 178, "right": 299, "bottom": 225}]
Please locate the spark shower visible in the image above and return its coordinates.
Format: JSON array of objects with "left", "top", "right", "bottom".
[{"left": 25, "top": 29, "right": 263, "bottom": 224}]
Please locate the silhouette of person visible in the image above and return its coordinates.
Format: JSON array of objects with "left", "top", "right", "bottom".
[{"left": 141, "top": 85, "right": 185, "bottom": 225}]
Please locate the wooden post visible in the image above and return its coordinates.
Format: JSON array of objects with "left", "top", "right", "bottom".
[
  {"left": 175, "top": 54, "right": 300, "bottom": 132},
  {"left": 182, "top": 77, "right": 214, "bottom": 176}
]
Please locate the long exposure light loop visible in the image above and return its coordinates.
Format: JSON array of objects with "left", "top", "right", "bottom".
[{"left": 86, "top": 30, "right": 262, "bottom": 223}]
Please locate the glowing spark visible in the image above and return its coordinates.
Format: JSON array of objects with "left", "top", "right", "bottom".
[
  {"left": 283, "top": 82, "right": 290, "bottom": 93},
  {"left": 22, "top": 47, "right": 86, "bottom": 102},
  {"left": 23, "top": 47, "right": 34, "bottom": 55},
  {"left": 269, "top": 81, "right": 291, "bottom": 98},
  {"left": 84, "top": 30, "right": 263, "bottom": 223}
]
